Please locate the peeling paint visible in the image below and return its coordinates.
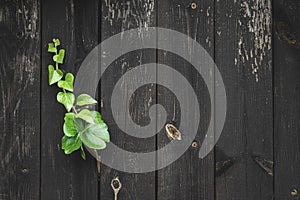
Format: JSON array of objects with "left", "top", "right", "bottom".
[
  {"left": 239, "top": 0, "right": 272, "bottom": 82},
  {"left": 206, "top": 6, "right": 211, "bottom": 17},
  {"left": 206, "top": 36, "right": 211, "bottom": 47},
  {"left": 17, "top": 1, "right": 39, "bottom": 39},
  {"left": 103, "top": 0, "right": 155, "bottom": 30}
]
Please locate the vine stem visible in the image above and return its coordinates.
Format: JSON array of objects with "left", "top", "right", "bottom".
[
  {"left": 52, "top": 40, "right": 102, "bottom": 176},
  {"left": 55, "top": 49, "right": 59, "bottom": 70},
  {"left": 72, "top": 106, "right": 78, "bottom": 114},
  {"left": 94, "top": 149, "right": 101, "bottom": 176}
]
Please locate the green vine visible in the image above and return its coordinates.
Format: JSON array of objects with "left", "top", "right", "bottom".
[{"left": 47, "top": 38, "right": 110, "bottom": 160}]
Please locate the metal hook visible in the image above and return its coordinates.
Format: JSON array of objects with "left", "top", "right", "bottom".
[
  {"left": 111, "top": 177, "right": 122, "bottom": 200},
  {"left": 111, "top": 176, "right": 122, "bottom": 192}
]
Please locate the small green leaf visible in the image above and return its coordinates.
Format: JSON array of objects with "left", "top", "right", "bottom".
[
  {"left": 48, "top": 65, "right": 63, "bottom": 85},
  {"left": 57, "top": 92, "right": 75, "bottom": 112},
  {"left": 61, "top": 135, "right": 82, "bottom": 154},
  {"left": 76, "top": 94, "right": 98, "bottom": 106},
  {"left": 80, "top": 146, "right": 86, "bottom": 160},
  {"left": 63, "top": 112, "right": 83, "bottom": 137},
  {"left": 53, "top": 38, "right": 60, "bottom": 47},
  {"left": 58, "top": 73, "right": 74, "bottom": 92},
  {"left": 53, "top": 49, "right": 65, "bottom": 64},
  {"left": 76, "top": 109, "right": 95, "bottom": 124},
  {"left": 48, "top": 43, "right": 57, "bottom": 53}
]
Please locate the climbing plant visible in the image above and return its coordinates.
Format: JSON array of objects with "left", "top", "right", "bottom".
[{"left": 47, "top": 38, "right": 110, "bottom": 160}]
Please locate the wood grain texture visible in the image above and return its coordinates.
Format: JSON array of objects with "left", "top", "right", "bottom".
[
  {"left": 41, "top": 0, "right": 98, "bottom": 199},
  {"left": 274, "top": 0, "right": 300, "bottom": 199},
  {"left": 215, "top": 0, "right": 273, "bottom": 199},
  {"left": 156, "top": 0, "right": 215, "bottom": 199},
  {"left": 2, "top": 0, "right": 300, "bottom": 199},
  {"left": 0, "top": 0, "right": 40, "bottom": 199},
  {"left": 99, "top": 0, "right": 156, "bottom": 200}
]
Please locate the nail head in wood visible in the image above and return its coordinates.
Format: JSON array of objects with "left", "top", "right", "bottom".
[
  {"left": 191, "top": 141, "right": 198, "bottom": 148},
  {"left": 191, "top": 2, "right": 197, "bottom": 9}
]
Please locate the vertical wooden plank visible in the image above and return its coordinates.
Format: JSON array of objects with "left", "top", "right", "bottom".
[
  {"left": 157, "top": 0, "right": 215, "bottom": 199},
  {"left": 0, "top": 0, "right": 40, "bottom": 199},
  {"left": 99, "top": 0, "right": 156, "bottom": 200},
  {"left": 41, "top": 0, "right": 98, "bottom": 199},
  {"left": 274, "top": 0, "right": 300, "bottom": 199},
  {"left": 215, "top": 0, "right": 273, "bottom": 199}
]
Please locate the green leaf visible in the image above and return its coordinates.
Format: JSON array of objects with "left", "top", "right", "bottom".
[
  {"left": 76, "top": 109, "right": 95, "bottom": 124},
  {"left": 91, "top": 111, "right": 105, "bottom": 125},
  {"left": 53, "top": 49, "right": 65, "bottom": 64},
  {"left": 80, "top": 116, "right": 110, "bottom": 149},
  {"left": 61, "top": 135, "right": 82, "bottom": 154},
  {"left": 63, "top": 112, "right": 83, "bottom": 137},
  {"left": 58, "top": 73, "right": 74, "bottom": 92},
  {"left": 63, "top": 113, "right": 77, "bottom": 136},
  {"left": 80, "top": 126, "right": 107, "bottom": 150},
  {"left": 76, "top": 94, "right": 98, "bottom": 106},
  {"left": 80, "top": 146, "right": 86, "bottom": 160},
  {"left": 48, "top": 43, "right": 57, "bottom": 53},
  {"left": 48, "top": 65, "right": 63, "bottom": 85},
  {"left": 87, "top": 123, "right": 110, "bottom": 142},
  {"left": 53, "top": 38, "right": 60, "bottom": 47},
  {"left": 57, "top": 92, "right": 75, "bottom": 112},
  {"left": 90, "top": 111, "right": 109, "bottom": 142}
]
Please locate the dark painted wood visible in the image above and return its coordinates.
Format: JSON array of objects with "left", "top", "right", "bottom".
[
  {"left": 156, "top": 0, "right": 215, "bottom": 199},
  {"left": 0, "top": 0, "right": 40, "bottom": 199},
  {"left": 99, "top": 0, "right": 156, "bottom": 200},
  {"left": 274, "top": 0, "right": 300, "bottom": 199},
  {"left": 2, "top": 0, "right": 300, "bottom": 200},
  {"left": 41, "top": 0, "right": 98, "bottom": 199},
  {"left": 215, "top": 0, "right": 273, "bottom": 199}
]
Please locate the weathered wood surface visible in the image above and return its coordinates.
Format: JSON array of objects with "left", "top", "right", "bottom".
[
  {"left": 274, "top": 0, "right": 300, "bottom": 199},
  {"left": 41, "top": 0, "right": 98, "bottom": 199},
  {"left": 215, "top": 0, "right": 273, "bottom": 199},
  {"left": 99, "top": 1, "right": 156, "bottom": 199},
  {"left": 157, "top": 0, "right": 215, "bottom": 199},
  {"left": 1, "top": 0, "right": 300, "bottom": 199},
  {"left": 0, "top": 0, "right": 40, "bottom": 199}
]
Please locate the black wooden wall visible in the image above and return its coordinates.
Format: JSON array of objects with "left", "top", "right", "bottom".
[{"left": 0, "top": 0, "right": 300, "bottom": 199}]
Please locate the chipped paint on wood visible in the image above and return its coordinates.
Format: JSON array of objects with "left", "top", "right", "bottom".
[
  {"left": 103, "top": 0, "right": 155, "bottom": 30},
  {"left": 0, "top": 0, "right": 40, "bottom": 199},
  {"left": 239, "top": 0, "right": 272, "bottom": 82}
]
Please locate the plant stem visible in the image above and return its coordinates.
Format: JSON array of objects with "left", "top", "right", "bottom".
[
  {"left": 55, "top": 50, "right": 59, "bottom": 70},
  {"left": 72, "top": 106, "right": 78, "bottom": 114},
  {"left": 94, "top": 149, "right": 101, "bottom": 176}
]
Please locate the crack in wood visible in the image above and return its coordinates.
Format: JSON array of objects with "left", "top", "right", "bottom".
[{"left": 252, "top": 155, "right": 273, "bottom": 176}]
